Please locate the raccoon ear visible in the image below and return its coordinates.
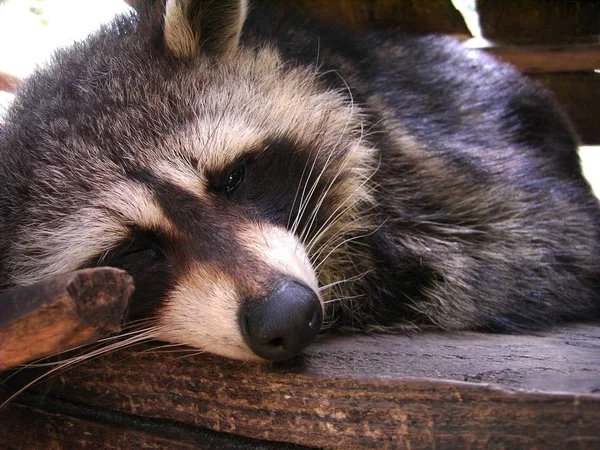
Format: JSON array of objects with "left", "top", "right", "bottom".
[{"left": 164, "top": 0, "right": 247, "bottom": 58}]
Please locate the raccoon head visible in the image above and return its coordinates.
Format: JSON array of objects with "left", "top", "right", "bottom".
[{"left": 0, "top": 0, "right": 375, "bottom": 360}]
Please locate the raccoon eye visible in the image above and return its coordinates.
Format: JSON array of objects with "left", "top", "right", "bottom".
[
  {"left": 124, "top": 228, "right": 165, "bottom": 260},
  {"left": 148, "top": 241, "right": 165, "bottom": 260},
  {"left": 226, "top": 162, "right": 246, "bottom": 195}
]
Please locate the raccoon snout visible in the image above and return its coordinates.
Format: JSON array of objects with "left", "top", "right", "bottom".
[{"left": 240, "top": 278, "right": 323, "bottom": 361}]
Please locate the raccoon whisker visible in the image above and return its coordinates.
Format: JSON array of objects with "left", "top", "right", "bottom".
[
  {"left": 296, "top": 133, "right": 362, "bottom": 245},
  {"left": 0, "top": 344, "right": 110, "bottom": 391},
  {"left": 318, "top": 70, "right": 356, "bottom": 115},
  {"left": 287, "top": 147, "right": 313, "bottom": 231},
  {"left": 294, "top": 136, "right": 345, "bottom": 238},
  {"left": 323, "top": 293, "right": 366, "bottom": 305},
  {"left": 133, "top": 342, "right": 190, "bottom": 355},
  {"left": 303, "top": 118, "right": 368, "bottom": 240},
  {"left": 51, "top": 326, "right": 163, "bottom": 367},
  {"left": 309, "top": 156, "right": 381, "bottom": 245},
  {"left": 308, "top": 198, "right": 378, "bottom": 261},
  {"left": 305, "top": 165, "right": 380, "bottom": 255},
  {"left": 313, "top": 36, "right": 322, "bottom": 77},
  {"left": 147, "top": 347, "right": 199, "bottom": 354},
  {"left": 11, "top": 330, "right": 145, "bottom": 369},
  {"left": 291, "top": 144, "right": 322, "bottom": 235},
  {"left": 116, "top": 318, "right": 160, "bottom": 332},
  {"left": 52, "top": 327, "right": 160, "bottom": 369},
  {"left": 312, "top": 235, "right": 364, "bottom": 273},
  {"left": 173, "top": 350, "right": 208, "bottom": 360},
  {"left": 98, "top": 324, "right": 159, "bottom": 341},
  {"left": 319, "top": 269, "right": 373, "bottom": 292},
  {"left": 291, "top": 127, "right": 338, "bottom": 236},
  {"left": 314, "top": 219, "right": 388, "bottom": 273},
  {"left": 0, "top": 327, "right": 160, "bottom": 409},
  {"left": 303, "top": 145, "right": 380, "bottom": 251},
  {"left": 294, "top": 69, "right": 356, "bottom": 237},
  {"left": 96, "top": 250, "right": 111, "bottom": 265},
  {"left": 298, "top": 149, "right": 351, "bottom": 244},
  {"left": 363, "top": 105, "right": 404, "bottom": 137},
  {"left": 309, "top": 209, "right": 379, "bottom": 264},
  {"left": 299, "top": 124, "right": 370, "bottom": 245},
  {"left": 0, "top": 321, "right": 158, "bottom": 377}
]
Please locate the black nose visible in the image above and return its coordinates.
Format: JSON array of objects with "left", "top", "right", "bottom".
[{"left": 240, "top": 279, "right": 323, "bottom": 361}]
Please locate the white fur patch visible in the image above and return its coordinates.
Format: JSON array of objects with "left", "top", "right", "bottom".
[
  {"left": 238, "top": 223, "right": 320, "bottom": 295},
  {"left": 151, "top": 158, "right": 208, "bottom": 199},
  {"left": 158, "top": 265, "right": 251, "bottom": 359}
]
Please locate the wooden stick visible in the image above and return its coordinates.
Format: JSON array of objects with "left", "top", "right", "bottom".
[
  {"left": 0, "top": 268, "right": 134, "bottom": 371},
  {"left": 0, "top": 71, "right": 21, "bottom": 93}
]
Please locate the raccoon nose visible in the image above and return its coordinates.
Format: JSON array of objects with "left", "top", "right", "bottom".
[{"left": 240, "top": 279, "right": 323, "bottom": 361}]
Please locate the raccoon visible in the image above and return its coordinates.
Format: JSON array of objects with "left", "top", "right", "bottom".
[{"left": 0, "top": 0, "right": 599, "bottom": 362}]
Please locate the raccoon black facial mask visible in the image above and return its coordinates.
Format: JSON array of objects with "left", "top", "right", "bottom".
[{"left": 0, "top": 0, "right": 598, "bottom": 361}]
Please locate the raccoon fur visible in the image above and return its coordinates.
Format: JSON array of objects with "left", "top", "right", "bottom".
[{"left": 0, "top": 0, "right": 599, "bottom": 361}]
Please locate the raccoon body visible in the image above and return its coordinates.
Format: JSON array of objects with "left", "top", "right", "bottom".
[{"left": 0, "top": 0, "right": 599, "bottom": 361}]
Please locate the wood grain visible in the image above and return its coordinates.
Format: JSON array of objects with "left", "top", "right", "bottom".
[
  {"left": 4, "top": 325, "right": 599, "bottom": 448},
  {"left": 0, "top": 396, "right": 308, "bottom": 450},
  {"left": 0, "top": 268, "right": 134, "bottom": 371},
  {"left": 478, "top": 0, "right": 600, "bottom": 44}
]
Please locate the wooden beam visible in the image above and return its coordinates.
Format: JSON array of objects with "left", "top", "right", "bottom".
[
  {"left": 0, "top": 268, "right": 134, "bottom": 371},
  {"left": 0, "top": 396, "right": 306, "bottom": 450},
  {"left": 478, "top": 0, "right": 600, "bottom": 45},
  {"left": 255, "top": 0, "right": 471, "bottom": 36},
  {"left": 478, "top": 44, "right": 600, "bottom": 74},
  {"left": 4, "top": 325, "right": 599, "bottom": 448},
  {"left": 531, "top": 72, "right": 600, "bottom": 145}
]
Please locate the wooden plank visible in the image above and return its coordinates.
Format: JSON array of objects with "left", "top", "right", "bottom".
[
  {"left": 0, "top": 395, "right": 308, "bottom": 449},
  {"left": 256, "top": 0, "right": 471, "bottom": 36},
  {"left": 479, "top": 44, "right": 600, "bottom": 74},
  {"left": 478, "top": 0, "right": 600, "bottom": 44},
  {"left": 0, "top": 268, "right": 134, "bottom": 371},
  {"left": 531, "top": 72, "right": 600, "bottom": 146},
  {"left": 4, "top": 325, "right": 599, "bottom": 448},
  {"left": 0, "top": 401, "right": 200, "bottom": 450}
]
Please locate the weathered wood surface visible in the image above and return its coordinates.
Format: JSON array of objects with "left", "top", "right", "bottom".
[
  {"left": 259, "top": 0, "right": 471, "bottom": 36},
  {"left": 0, "top": 396, "right": 308, "bottom": 450},
  {"left": 478, "top": 0, "right": 600, "bottom": 44},
  {"left": 0, "top": 268, "right": 134, "bottom": 371},
  {"left": 3, "top": 325, "right": 599, "bottom": 449}
]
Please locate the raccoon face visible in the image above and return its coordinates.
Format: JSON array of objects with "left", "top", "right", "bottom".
[{"left": 1, "top": 0, "right": 374, "bottom": 360}]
